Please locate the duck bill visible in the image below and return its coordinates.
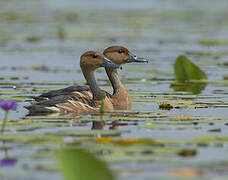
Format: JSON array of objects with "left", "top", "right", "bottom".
[
  {"left": 127, "top": 53, "right": 148, "bottom": 63},
  {"left": 100, "top": 57, "right": 120, "bottom": 69}
]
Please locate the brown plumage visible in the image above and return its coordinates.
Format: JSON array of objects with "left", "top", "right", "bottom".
[
  {"left": 26, "top": 46, "right": 148, "bottom": 115},
  {"left": 26, "top": 51, "right": 119, "bottom": 115},
  {"left": 103, "top": 46, "right": 148, "bottom": 110}
]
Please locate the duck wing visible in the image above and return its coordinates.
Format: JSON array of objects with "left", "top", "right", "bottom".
[
  {"left": 26, "top": 95, "right": 71, "bottom": 115},
  {"left": 32, "top": 85, "right": 89, "bottom": 101},
  {"left": 26, "top": 87, "right": 95, "bottom": 115}
]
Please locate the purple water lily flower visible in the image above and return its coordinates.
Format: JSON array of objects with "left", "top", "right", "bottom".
[
  {"left": 0, "top": 158, "right": 17, "bottom": 167},
  {"left": 0, "top": 100, "right": 17, "bottom": 111}
]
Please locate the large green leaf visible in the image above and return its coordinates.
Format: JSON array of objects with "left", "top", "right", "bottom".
[
  {"left": 56, "top": 149, "right": 114, "bottom": 180},
  {"left": 174, "top": 56, "right": 207, "bottom": 83}
]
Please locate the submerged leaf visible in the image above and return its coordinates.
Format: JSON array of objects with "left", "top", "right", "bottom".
[
  {"left": 174, "top": 56, "right": 207, "bottom": 83},
  {"left": 95, "top": 137, "right": 162, "bottom": 146},
  {"left": 169, "top": 168, "right": 202, "bottom": 178},
  {"left": 158, "top": 102, "right": 173, "bottom": 110},
  {"left": 56, "top": 148, "right": 114, "bottom": 180},
  {"left": 177, "top": 149, "right": 197, "bottom": 157}
]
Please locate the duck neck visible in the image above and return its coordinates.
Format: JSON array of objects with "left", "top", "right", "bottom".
[
  {"left": 105, "top": 68, "right": 124, "bottom": 94},
  {"left": 82, "top": 69, "right": 105, "bottom": 100}
]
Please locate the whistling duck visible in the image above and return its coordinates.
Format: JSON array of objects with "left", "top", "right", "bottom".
[
  {"left": 26, "top": 51, "right": 120, "bottom": 115},
  {"left": 27, "top": 46, "right": 147, "bottom": 115},
  {"left": 103, "top": 46, "right": 148, "bottom": 110}
]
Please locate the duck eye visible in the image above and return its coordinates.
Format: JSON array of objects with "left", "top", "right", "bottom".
[
  {"left": 118, "top": 49, "right": 123, "bottom": 54},
  {"left": 92, "top": 54, "right": 98, "bottom": 58}
]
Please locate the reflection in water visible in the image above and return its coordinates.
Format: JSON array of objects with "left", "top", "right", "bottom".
[
  {"left": 92, "top": 121, "right": 105, "bottom": 130},
  {"left": 91, "top": 121, "right": 119, "bottom": 130},
  {"left": 109, "top": 121, "right": 119, "bottom": 130},
  {"left": 92, "top": 120, "right": 138, "bottom": 130},
  {"left": 0, "top": 141, "right": 17, "bottom": 167},
  {"left": 170, "top": 83, "right": 207, "bottom": 94}
]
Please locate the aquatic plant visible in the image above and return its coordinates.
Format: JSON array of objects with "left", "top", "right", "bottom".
[
  {"left": 174, "top": 55, "right": 207, "bottom": 83},
  {"left": 56, "top": 148, "right": 114, "bottom": 180},
  {"left": 0, "top": 99, "right": 17, "bottom": 134},
  {"left": 100, "top": 100, "right": 105, "bottom": 121},
  {"left": 0, "top": 158, "right": 17, "bottom": 167}
]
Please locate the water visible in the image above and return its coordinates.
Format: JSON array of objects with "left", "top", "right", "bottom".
[{"left": 0, "top": 0, "right": 228, "bottom": 179}]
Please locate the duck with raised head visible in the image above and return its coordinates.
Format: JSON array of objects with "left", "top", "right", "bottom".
[
  {"left": 27, "top": 46, "right": 148, "bottom": 115},
  {"left": 26, "top": 51, "right": 120, "bottom": 115},
  {"left": 103, "top": 46, "right": 148, "bottom": 110}
]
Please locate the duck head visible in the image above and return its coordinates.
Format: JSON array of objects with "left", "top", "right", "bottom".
[
  {"left": 80, "top": 51, "right": 120, "bottom": 71},
  {"left": 103, "top": 46, "right": 148, "bottom": 65}
]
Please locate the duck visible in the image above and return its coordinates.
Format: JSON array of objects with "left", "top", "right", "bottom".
[
  {"left": 103, "top": 46, "right": 148, "bottom": 110},
  {"left": 27, "top": 46, "right": 148, "bottom": 115},
  {"left": 26, "top": 51, "right": 120, "bottom": 115}
]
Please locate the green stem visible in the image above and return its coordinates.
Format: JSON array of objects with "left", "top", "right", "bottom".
[
  {"left": 100, "top": 114, "right": 103, "bottom": 121},
  {"left": 1, "top": 140, "right": 8, "bottom": 158},
  {"left": 4, "top": 145, "right": 8, "bottom": 158},
  {"left": 99, "top": 100, "right": 105, "bottom": 121},
  {"left": 1, "top": 110, "right": 8, "bottom": 134}
]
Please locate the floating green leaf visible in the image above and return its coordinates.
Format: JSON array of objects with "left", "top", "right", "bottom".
[
  {"left": 56, "top": 148, "right": 114, "bottom": 180},
  {"left": 174, "top": 56, "right": 207, "bottom": 83}
]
